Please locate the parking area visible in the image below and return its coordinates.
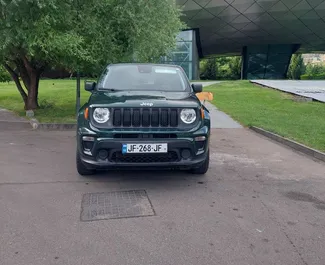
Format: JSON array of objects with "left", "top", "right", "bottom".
[{"left": 1, "top": 128, "right": 325, "bottom": 265}]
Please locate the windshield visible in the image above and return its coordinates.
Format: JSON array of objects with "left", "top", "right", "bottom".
[{"left": 97, "top": 64, "right": 189, "bottom": 92}]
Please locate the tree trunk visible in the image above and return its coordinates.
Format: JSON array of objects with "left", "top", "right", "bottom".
[
  {"left": 4, "top": 56, "right": 44, "bottom": 110},
  {"left": 3, "top": 63, "right": 28, "bottom": 104},
  {"left": 24, "top": 71, "right": 40, "bottom": 110},
  {"left": 20, "top": 56, "right": 43, "bottom": 110}
]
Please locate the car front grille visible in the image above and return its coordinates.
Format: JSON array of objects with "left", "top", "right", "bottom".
[
  {"left": 110, "top": 151, "right": 179, "bottom": 163},
  {"left": 113, "top": 133, "right": 177, "bottom": 139},
  {"left": 112, "top": 108, "right": 179, "bottom": 128}
]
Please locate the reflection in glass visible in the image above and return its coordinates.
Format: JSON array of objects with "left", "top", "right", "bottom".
[{"left": 160, "top": 30, "right": 197, "bottom": 80}]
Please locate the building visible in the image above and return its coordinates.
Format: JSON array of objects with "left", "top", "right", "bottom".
[
  {"left": 302, "top": 54, "right": 325, "bottom": 65},
  {"left": 166, "top": 0, "right": 325, "bottom": 79}
]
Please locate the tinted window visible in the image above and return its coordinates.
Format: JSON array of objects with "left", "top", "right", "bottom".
[{"left": 97, "top": 64, "right": 189, "bottom": 92}]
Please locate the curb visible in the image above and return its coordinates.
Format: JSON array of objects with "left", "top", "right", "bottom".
[
  {"left": 36, "top": 123, "right": 77, "bottom": 130},
  {"left": 29, "top": 117, "right": 77, "bottom": 130},
  {"left": 250, "top": 126, "right": 325, "bottom": 163},
  {"left": 250, "top": 81, "right": 315, "bottom": 102},
  {"left": 30, "top": 118, "right": 39, "bottom": 130},
  {"left": 0, "top": 120, "right": 32, "bottom": 131}
]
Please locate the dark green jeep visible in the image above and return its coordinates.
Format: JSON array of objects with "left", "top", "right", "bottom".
[{"left": 76, "top": 63, "right": 210, "bottom": 175}]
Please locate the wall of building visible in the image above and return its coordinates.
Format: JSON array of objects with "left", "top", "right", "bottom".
[{"left": 160, "top": 30, "right": 199, "bottom": 80}]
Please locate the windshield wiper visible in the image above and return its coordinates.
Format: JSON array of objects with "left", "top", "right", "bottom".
[{"left": 98, "top": 88, "right": 121, "bottom": 92}]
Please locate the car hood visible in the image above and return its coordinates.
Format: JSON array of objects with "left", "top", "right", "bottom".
[{"left": 88, "top": 90, "right": 200, "bottom": 108}]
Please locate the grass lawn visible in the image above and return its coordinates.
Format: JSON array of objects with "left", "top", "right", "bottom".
[
  {"left": 207, "top": 80, "right": 325, "bottom": 152},
  {"left": 0, "top": 79, "right": 90, "bottom": 123}
]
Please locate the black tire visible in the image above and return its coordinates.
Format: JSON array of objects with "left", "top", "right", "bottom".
[
  {"left": 76, "top": 150, "right": 96, "bottom": 176},
  {"left": 191, "top": 150, "right": 209, "bottom": 175}
]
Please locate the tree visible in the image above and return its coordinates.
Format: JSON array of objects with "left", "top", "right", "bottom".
[
  {"left": 305, "top": 63, "right": 325, "bottom": 76},
  {"left": 0, "top": 65, "right": 11, "bottom": 83},
  {"left": 200, "top": 58, "right": 217, "bottom": 80},
  {"left": 227, "top": 56, "right": 241, "bottom": 79},
  {"left": 200, "top": 56, "right": 242, "bottom": 80},
  {"left": 0, "top": 0, "right": 184, "bottom": 110},
  {"left": 287, "top": 54, "right": 305, "bottom": 79}
]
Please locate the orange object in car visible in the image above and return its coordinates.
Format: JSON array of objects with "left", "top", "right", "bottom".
[{"left": 196, "top": 92, "right": 213, "bottom": 102}]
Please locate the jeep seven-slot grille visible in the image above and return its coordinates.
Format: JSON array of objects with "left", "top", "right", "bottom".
[{"left": 112, "top": 108, "right": 179, "bottom": 127}]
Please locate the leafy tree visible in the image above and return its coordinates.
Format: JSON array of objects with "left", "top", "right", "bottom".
[
  {"left": 305, "top": 63, "right": 325, "bottom": 76},
  {"left": 200, "top": 56, "right": 241, "bottom": 80},
  {"left": 0, "top": 65, "right": 11, "bottom": 83},
  {"left": 0, "top": 0, "right": 184, "bottom": 110},
  {"left": 227, "top": 56, "right": 241, "bottom": 79},
  {"left": 200, "top": 58, "right": 217, "bottom": 80},
  {"left": 287, "top": 54, "right": 305, "bottom": 79}
]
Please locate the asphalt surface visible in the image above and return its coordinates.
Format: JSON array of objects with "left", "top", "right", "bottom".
[
  {"left": 204, "top": 102, "right": 242, "bottom": 129},
  {"left": 1, "top": 128, "right": 325, "bottom": 265},
  {"left": 0, "top": 109, "right": 31, "bottom": 131},
  {"left": 251, "top": 80, "right": 325, "bottom": 103}
]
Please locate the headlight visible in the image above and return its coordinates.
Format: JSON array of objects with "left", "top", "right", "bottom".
[
  {"left": 180, "top": 109, "right": 196, "bottom": 124},
  {"left": 93, "top": 108, "right": 110, "bottom": 123}
]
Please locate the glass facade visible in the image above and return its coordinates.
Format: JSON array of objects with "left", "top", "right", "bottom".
[
  {"left": 160, "top": 30, "right": 199, "bottom": 80},
  {"left": 242, "top": 44, "right": 298, "bottom": 79}
]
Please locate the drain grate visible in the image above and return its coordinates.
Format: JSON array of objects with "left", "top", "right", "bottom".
[{"left": 80, "top": 190, "right": 155, "bottom": 221}]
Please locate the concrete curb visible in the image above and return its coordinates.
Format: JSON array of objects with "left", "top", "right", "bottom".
[
  {"left": 250, "top": 126, "right": 325, "bottom": 163},
  {"left": 28, "top": 117, "right": 76, "bottom": 130},
  {"left": 250, "top": 80, "right": 318, "bottom": 102},
  {"left": 29, "top": 118, "right": 39, "bottom": 130},
  {"left": 0, "top": 120, "right": 32, "bottom": 131},
  {"left": 36, "top": 123, "right": 77, "bottom": 130}
]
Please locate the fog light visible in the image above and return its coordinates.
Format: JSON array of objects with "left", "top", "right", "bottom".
[
  {"left": 82, "top": 136, "right": 95, "bottom": 141},
  {"left": 98, "top": 149, "right": 108, "bottom": 160},
  {"left": 181, "top": 149, "right": 191, "bottom": 159},
  {"left": 82, "top": 136, "right": 95, "bottom": 155},
  {"left": 195, "top": 136, "right": 206, "bottom": 141}
]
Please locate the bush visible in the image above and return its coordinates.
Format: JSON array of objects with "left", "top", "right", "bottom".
[
  {"left": 300, "top": 74, "right": 325, "bottom": 80},
  {"left": 305, "top": 63, "right": 325, "bottom": 76},
  {"left": 287, "top": 54, "right": 305, "bottom": 79},
  {"left": 200, "top": 56, "right": 241, "bottom": 80},
  {"left": 0, "top": 65, "right": 11, "bottom": 83},
  {"left": 200, "top": 58, "right": 217, "bottom": 80}
]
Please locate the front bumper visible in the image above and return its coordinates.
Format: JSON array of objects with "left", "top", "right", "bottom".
[{"left": 77, "top": 128, "right": 210, "bottom": 170}]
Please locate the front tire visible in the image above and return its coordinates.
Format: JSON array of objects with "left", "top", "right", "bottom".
[
  {"left": 76, "top": 150, "right": 96, "bottom": 176},
  {"left": 191, "top": 150, "right": 209, "bottom": 175}
]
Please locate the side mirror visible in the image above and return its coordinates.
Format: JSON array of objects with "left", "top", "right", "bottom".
[
  {"left": 85, "top": 81, "right": 96, "bottom": 92},
  {"left": 191, "top": 83, "right": 203, "bottom": 93}
]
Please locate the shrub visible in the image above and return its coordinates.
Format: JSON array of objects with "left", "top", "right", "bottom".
[
  {"left": 0, "top": 65, "right": 11, "bottom": 83},
  {"left": 300, "top": 74, "right": 325, "bottom": 80}
]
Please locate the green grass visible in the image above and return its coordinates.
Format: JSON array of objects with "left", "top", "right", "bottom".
[
  {"left": 207, "top": 80, "right": 325, "bottom": 152},
  {"left": 0, "top": 79, "right": 90, "bottom": 123}
]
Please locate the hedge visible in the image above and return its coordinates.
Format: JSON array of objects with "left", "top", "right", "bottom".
[{"left": 300, "top": 74, "right": 325, "bottom": 80}]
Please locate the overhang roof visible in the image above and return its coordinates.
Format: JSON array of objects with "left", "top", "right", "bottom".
[{"left": 177, "top": 0, "right": 325, "bottom": 56}]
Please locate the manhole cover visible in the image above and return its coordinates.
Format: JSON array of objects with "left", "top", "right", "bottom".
[{"left": 80, "top": 190, "right": 155, "bottom": 221}]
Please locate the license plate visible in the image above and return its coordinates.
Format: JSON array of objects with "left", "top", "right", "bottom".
[{"left": 122, "top": 143, "right": 168, "bottom": 154}]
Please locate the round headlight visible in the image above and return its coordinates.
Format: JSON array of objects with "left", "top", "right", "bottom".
[
  {"left": 180, "top": 109, "right": 196, "bottom": 124},
  {"left": 93, "top": 108, "right": 110, "bottom": 123}
]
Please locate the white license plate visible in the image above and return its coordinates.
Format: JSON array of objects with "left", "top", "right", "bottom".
[{"left": 122, "top": 143, "right": 168, "bottom": 154}]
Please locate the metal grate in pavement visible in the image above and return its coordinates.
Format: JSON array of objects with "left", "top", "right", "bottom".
[{"left": 80, "top": 190, "right": 155, "bottom": 221}]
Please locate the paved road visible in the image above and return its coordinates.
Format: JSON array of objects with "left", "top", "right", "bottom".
[
  {"left": 204, "top": 102, "right": 242, "bottom": 129},
  {"left": 0, "top": 109, "right": 30, "bottom": 131},
  {"left": 251, "top": 80, "right": 325, "bottom": 103},
  {"left": 1, "top": 128, "right": 325, "bottom": 265}
]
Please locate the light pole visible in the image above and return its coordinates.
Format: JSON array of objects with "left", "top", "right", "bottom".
[
  {"left": 76, "top": 71, "right": 80, "bottom": 117},
  {"left": 75, "top": 0, "right": 80, "bottom": 117}
]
